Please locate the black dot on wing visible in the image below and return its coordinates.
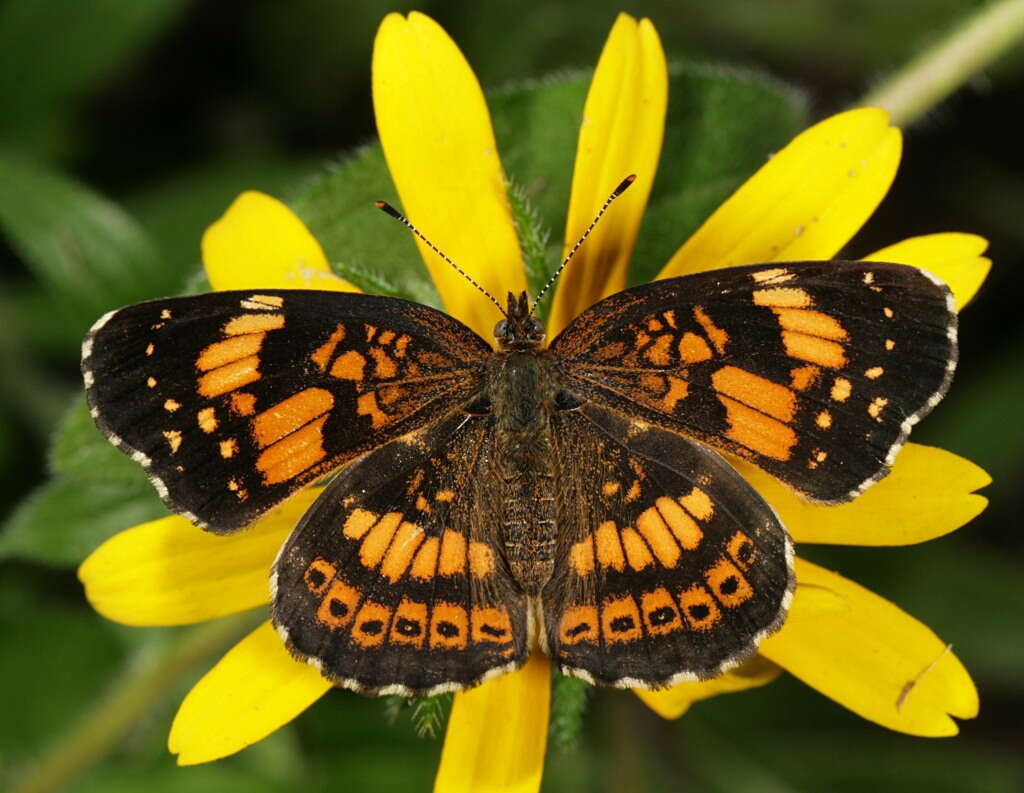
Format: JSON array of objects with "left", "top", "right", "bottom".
[
  {"left": 437, "top": 621, "right": 459, "bottom": 638},
  {"left": 720, "top": 576, "right": 739, "bottom": 595},
  {"left": 567, "top": 623, "right": 591, "bottom": 638},
  {"left": 610, "top": 616, "right": 635, "bottom": 632},
  {"left": 329, "top": 600, "right": 349, "bottom": 618},
  {"left": 480, "top": 624, "right": 506, "bottom": 638},
  {"left": 307, "top": 568, "right": 326, "bottom": 588},
  {"left": 360, "top": 620, "right": 384, "bottom": 635},
  {"left": 396, "top": 618, "right": 421, "bottom": 637},
  {"left": 648, "top": 607, "right": 675, "bottom": 626},
  {"left": 737, "top": 542, "right": 754, "bottom": 564},
  {"left": 688, "top": 604, "right": 710, "bottom": 620}
]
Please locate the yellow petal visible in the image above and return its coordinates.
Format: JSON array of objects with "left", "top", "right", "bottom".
[
  {"left": 170, "top": 620, "right": 331, "bottom": 764},
  {"left": 733, "top": 444, "right": 989, "bottom": 546},
  {"left": 373, "top": 12, "right": 524, "bottom": 339},
  {"left": 864, "top": 232, "right": 991, "bottom": 310},
  {"left": 434, "top": 652, "right": 550, "bottom": 793},
  {"left": 634, "top": 654, "right": 781, "bottom": 719},
  {"left": 659, "top": 108, "right": 902, "bottom": 279},
  {"left": 78, "top": 488, "right": 321, "bottom": 625},
  {"left": 548, "top": 14, "right": 668, "bottom": 336},
  {"left": 760, "top": 558, "right": 978, "bottom": 736},
  {"left": 202, "top": 191, "right": 358, "bottom": 292}
]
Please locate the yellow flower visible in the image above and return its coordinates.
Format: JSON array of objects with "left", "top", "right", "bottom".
[{"left": 78, "top": 11, "right": 991, "bottom": 792}]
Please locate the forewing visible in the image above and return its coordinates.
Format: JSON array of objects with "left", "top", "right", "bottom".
[
  {"left": 82, "top": 289, "right": 491, "bottom": 532},
  {"left": 272, "top": 409, "right": 529, "bottom": 695},
  {"left": 551, "top": 261, "right": 957, "bottom": 502},
  {"left": 544, "top": 403, "right": 793, "bottom": 687}
]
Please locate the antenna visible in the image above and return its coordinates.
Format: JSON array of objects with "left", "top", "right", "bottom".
[
  {"left": 374, "top": 201, "right": 506, "bottom": 317},
  {"left": 530, "top": 174, "right": 636, "bottom": 313}
]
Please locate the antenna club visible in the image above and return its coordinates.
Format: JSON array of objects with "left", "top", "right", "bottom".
[
  {"left": 613, "top": 174, "right": 637, "bottom": 197},
  {"left": 375, "top": 200, "right": 402, "bottom": 219}
]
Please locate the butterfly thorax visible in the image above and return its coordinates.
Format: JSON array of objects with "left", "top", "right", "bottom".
[{"left": 487, "top": 292, "right": 557, "bottom": 593}]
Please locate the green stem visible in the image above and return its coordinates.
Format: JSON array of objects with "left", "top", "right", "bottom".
[
  {"left": 861, "top": 0, "right": 1024, "bottom": 125},
  {"left": 9, "top": 613, "right": 256, "bottom": 793}
]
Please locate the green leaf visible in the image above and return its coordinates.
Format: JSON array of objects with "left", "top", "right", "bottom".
[
  {"left": 0, "top": 155, "right": 177, "bottom": 340},
  {"left": 50, "top": 398, "right": 154, "bottom": 487},
  {"left": 549, "top": 673, "right": 590, "bottom": 752},
  {"left": 0, "top": 0, "right": 188, "bottom": 156},
  {"left": 0, "top": 477, "right": 164, "bottom": 567}
]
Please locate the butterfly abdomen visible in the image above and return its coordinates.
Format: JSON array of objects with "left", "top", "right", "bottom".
[{"left": 488, "top": 352, "right": 558, "bottom": 594}]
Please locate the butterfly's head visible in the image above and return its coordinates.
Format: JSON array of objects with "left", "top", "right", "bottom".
[{"left": 495, "top": 291, "right": 544, "bottom": 350}]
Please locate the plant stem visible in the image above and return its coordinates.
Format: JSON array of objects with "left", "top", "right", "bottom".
[
  {"left": 9, "top": 613, "right": 256, "bottom": 793},
  {"left": 861, "top": 0, "right": 1024, "bottom": 125}
]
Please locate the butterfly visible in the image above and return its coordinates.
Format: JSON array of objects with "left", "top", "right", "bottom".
[{"left": 81, "top": 180, "right": 957, "bottom": 697}]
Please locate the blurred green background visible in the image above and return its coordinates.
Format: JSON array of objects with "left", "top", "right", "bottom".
[{"left": 1, "top": 1, "right": 1022, "bottom": 791}]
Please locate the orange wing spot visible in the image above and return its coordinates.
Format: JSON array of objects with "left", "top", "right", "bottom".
[
  {"left": 644, "top": 334, "right": 673, "bottom": 366},
  {"left": 782, "top": 331, "right": 847, "bottom": 368},
  {"left": 752, "top": 287, "right": 813, "bottom": 308},
  {"left": 569, "top": 538, "right": 595, "bottom": 576},
  {"left": 409, "top": 536, "right": 440, "bottom": 581},
  {"left": 198, "top": 355, "right": 261, "bottom": 397},
  {"left": 230, "top": 391, "right": 257, "bottom": 415},
  {"left": 719, "top": 395, "right": 798, "bottom": 461},
  {"left": 885, "top": 339, "right": 896, "bottom": 351},
  {"left": 469, "top": 541, "right": 495, "bottom": 579},
  {"left": 405, "top": 469, "right": 425, "bottom": 496},
  {"left": 352, "top": 601, "right": 392, "bottom": 648},
  {"left": 330, "top": 350, "right": 366, "bottom": 381},
  {"left": 197, "top": 407, "right": 218, "bottom": 433},
  {"left": 602, "top": 481, "right": 620, "bottom": 497},
  {"left": 705, "top": 557, "right": 754, "bottom": 608},
  {"left": 711, "top": 365, "right": 796, "bottom": 423},
  {"left": 163, "top": 399, "right": 180, "bottom": 412},
  {"left": 678, "top": 332, "right": 713, "bottom": 363},
  {"left": 145, "top": 343, "right": 154, "bottom": 356},
  {"left": 163, "top": 430, "right": 182, "bottom": 453},
  {"left": 364, "top": 324, "right": 378, "bottom": 342},
  {"left": 624, "top": 480, "right": 642, "bottom": 503},
  {"left": 197, "top": 332, "right": 265, "bottom": 372},
  {"left": 356, "top": 392, "right": 390, "bottom": 428},
  {"left": 677, "top": 584, "right": 721, "bottom": 631},
  {"left": 640, "top": 373, "right": 665, "bottom": 393},
  {"left": 376, "top": 330, "right": 395, "bottom": 345},
  {"left": 471, "top": 606, "right": 513, "bottom": 645},
  {"left": 790, "top": 365, "right": 821, "bottom": 390},
  {"left": 391, "top": 598, "right": 428, "bottom": 647},
  {"left": 726, "top": 531, "right": 755, "bottom": 569},
  {"left": 693, "top": 307, "right": 728, "bottom": 353},
  {"left": 430, "top": 602, "right": 469, "bottom": 650},
  {"left": 436, "top": 489, "right": 455, "bottom": 502},
  {"left": 369, "top": 347, "right": 398, "bottom": 378},
  {"left": 593, "top": 341, "right": 627, "bottom": 360},
  {"left": 160, "top": 309, "right": 172, "bottom": 319},
  {"left": 601, "top": 595, "right": 643, "bottom": 644},
  {"left": 831, "top": 377, "right": 852, "bottom": 402},
  {"left": 438, "top": 530, "right": 467, "bottom": 576},
  {"left": 646, "top": 317, "right": 664, "bottom": 332},
  {"left": 310, "top": 324, "right": 346, "bottom": 371},
  {"left": 634, "top": 330, "right": 651, "bottom": 349},
  {"left": 380, "top": 521, "right": 425, "bottom": 582},
  {"left": 772, "top": 308, "right": 848, "bottom": 340},
  {"left": 252, "top": 387, "right": 335, "bottom": 448},
  {"left": 816, "top": 410, "right": 833, "bottom": 429},
  {"left": 751, "top": 267, "right": 794, "bottom": 283},
  {"left": 223, "top": 314, "right": 284, "bottom": 335},
  {"left": 868, "top": 397, "right": 889, "bottom": 421},
  {"left": 663, "top": 309, "right": 677, "bottom": 328},
  {"left": 656, "top": 497, "right": 702, "bottom": 549},
  {"left": 303, "top": 558, "right": 337, "bottom": 595},
  {"left": 640, "top": 588, "right": 684, "bottom": 636},
  {"left": 865, "top": 366, "right": 884, "bottom": 379},
  {"left": 316, "top": 577, "right": 360, "bottom": 630},
  {"left": 679, "top": 487, "right": 714, "bottom": 521},
  {"left": 358, "top": 511, "right": 402, "bottom": 569},
  {"left": 636, "top": 507, "right": 680, "bottom": 568},
  {"left": 243, "top": 293, "right": 284, "bottom": 308},
  {"left": 343, "top": 508, "right": 378, "bottom": 539},
  {"left": 560, "top": 605, "right": 600, "bottom": 645},
  {"left": 219, "top": 438, "right": 238, "bottom": 458},
  {"left": 663, "top": 376, "right": 689, "bottom": 411},
  {"left": 621, "top": 528, "right": 654, "bottom": 571},
  {"left": 415, "top": 494, "right": 431, "bottom": 513},
  {"left": 255, "top": 415, "right": 328, "bottom": 484},
  {"left": 883, "top": 307, "right": 894, "bottom": 318},
  {"left": 393, "top": 335, "right": 411, "bottom": 357},
  {"left": 147, "top": 377, "right": 157, "bottom": 388},
  {"left": 594, "top": 521, "right": 626, "bottom": 572}
]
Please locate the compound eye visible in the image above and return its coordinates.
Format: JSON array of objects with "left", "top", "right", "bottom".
[{"left": 494, "top": 319, "right": 508, "bottom": 339}]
